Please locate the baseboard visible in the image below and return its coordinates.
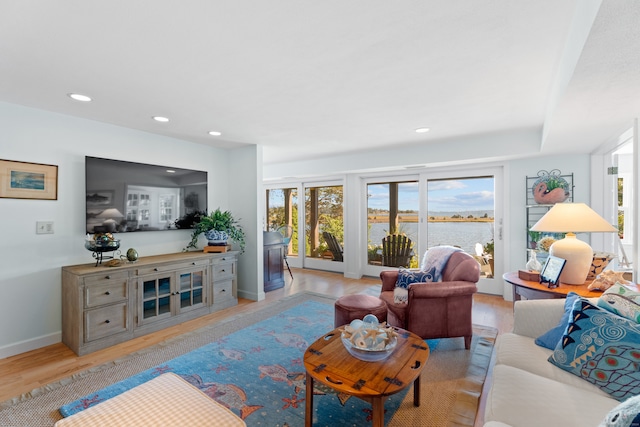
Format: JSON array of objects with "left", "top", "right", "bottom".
[{"left": 0, "top": 332, "right": 61, "bottom": 360}]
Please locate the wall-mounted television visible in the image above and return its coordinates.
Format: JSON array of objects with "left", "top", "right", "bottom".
[{"left": 85, "top": 156, "right": 207, "bottom": 233}]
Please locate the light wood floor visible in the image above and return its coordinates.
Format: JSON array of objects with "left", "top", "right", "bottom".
[{"left": 0, "top": 268, "right": 513, "bottom": 426}]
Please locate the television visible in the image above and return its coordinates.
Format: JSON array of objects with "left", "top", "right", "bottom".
[{"left": 85, "top": 156, "right": 207, "bottom": 233}]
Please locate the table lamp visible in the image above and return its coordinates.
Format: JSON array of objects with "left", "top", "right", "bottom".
[
  {"left": 529, "top": 202, "right": 617, "bottom": 284},
  {"left": 97, "top": 208, "right": 124, "bottom": 232}
]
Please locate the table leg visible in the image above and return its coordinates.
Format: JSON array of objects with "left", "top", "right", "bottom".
[
  {"left": 305, "top": 372, "right": 313, "bottom": 426},
  {"left": 413, "top": 375, "right": 420, "bottom": 406},
  {"left": 371, "top": 397, "right": 384, "bottom": 427}
]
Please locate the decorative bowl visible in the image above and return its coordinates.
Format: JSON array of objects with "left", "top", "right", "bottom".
[
  {"left": 85, "top": 239, "right": 121, "bottom": 252},
  {"left": 341, "top": 331, "right": 397, "bottom": 362}
]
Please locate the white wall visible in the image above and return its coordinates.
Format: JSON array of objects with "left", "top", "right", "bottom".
[{"left": 0, "top": 102, "right": 261, "bottom": 358}]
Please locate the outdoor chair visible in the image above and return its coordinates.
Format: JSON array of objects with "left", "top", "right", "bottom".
[
  {"left": 322, "top": 231, "right": 343, "bottom": 262},
  {"left": 379, "top": 251, "right": 480, "bottom": 349},
  {"left": 381, "top": 234, "right": 413, "bottom": 267}
]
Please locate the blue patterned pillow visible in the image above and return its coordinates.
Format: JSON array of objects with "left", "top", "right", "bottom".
[
  {"left": 548, "top": 297, "right": 640, "bottom": 401},
  {"left": 535, "top": 292, "right": 581, "bottom": 349},
  {"left": 395, "top": 268, "right": 436, "bottom": 289}
]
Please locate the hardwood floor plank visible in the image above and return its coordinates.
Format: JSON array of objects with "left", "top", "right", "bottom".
[{"left": 0, "top": 268, "right": 513, "bottom": 427}]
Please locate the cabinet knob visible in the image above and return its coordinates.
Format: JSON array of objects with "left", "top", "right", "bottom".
[
  {"left": 221, "top": 258, "right": 226, "bottom": 261},
  {"left": 192, "top": 262, "right": 196, "bottom": 265},
  {"left": 105, "top": 319, "right": 110, "bottom": 324},
  {"left": 105, "top": 291, "right": 111, "bottom": 295},
  {"left": 221, "top": 289, "right": 226, "bottom": 292},
  {"left": 221, "top": 269, "right": 225, "bottom": 273},
  {"left": 154, "top": 268, "right": 158, "bottom": 271},
  {"left": 105, "top": 275, "right": 111, "bottom": 279}
]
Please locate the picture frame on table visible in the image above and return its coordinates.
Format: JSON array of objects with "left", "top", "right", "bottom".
[
  {"left": 0, "top": 159, "right": 58, "bottom": 200},
  {"left": 539, "top": 255, "right": 566, "bottom": 288}
]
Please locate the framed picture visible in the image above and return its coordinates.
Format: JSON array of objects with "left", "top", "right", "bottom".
[
  {"left": 86, "top": 190, "right": 114, "bottom": 208},
  {"left": 0, "top": 159, "right": 58, "bottom": 200},
  {"left": 539, "top": 255, "right": 567, "bottom": 288}
]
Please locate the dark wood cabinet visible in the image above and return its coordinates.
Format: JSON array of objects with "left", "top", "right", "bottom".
[{"left": 264, "top": 231, "right": 285, "bottom": 292}]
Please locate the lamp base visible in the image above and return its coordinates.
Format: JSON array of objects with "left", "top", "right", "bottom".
[{"left": 549, "top": 233, "right": 592, "bottom": 285}]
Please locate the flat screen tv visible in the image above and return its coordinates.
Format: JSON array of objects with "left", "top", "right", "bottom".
[{"left": 85, "top": 156, "right": 207, "bottom": 233}]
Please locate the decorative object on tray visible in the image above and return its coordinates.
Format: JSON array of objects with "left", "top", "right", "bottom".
[
  {"left": 185, "top": 208, "right": 246, "bottom": 253},
  {"left": 84, "top": 233, "right": 121, "bottom": 266},
  {"left": 537, "top": 236, "right": 556, "bottom": 252},
  {"left": 587, "top": 269, "right": 632, "bottom": 291},
  {"left": 531, "top": 169, "right": 571, "bottom": 204},
  {"left": 340, "top": 314, "right": 398, "bottom": 361}
]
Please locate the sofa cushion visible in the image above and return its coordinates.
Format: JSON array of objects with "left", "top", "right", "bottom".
[
  {"left": 535, "top": 292, "right": 581, "bottom": 349},
  {"left": 484, "top": 365, "right": 617, "bottom": 427},
  {"left": 598, "top": 283, "right": 640, "bottom": 323},
  {"left": 549, "top": 298, "right": 640, "bottom": 401},
  {"left": 495, "top": 333, "right": 610, "bottom": 397}
]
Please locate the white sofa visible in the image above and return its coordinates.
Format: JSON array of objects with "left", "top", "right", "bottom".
[{"left": 483, "top": 298, "right": 620, "bottom": 427}]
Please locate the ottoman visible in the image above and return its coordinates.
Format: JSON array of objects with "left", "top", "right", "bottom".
[
  {"left": 54, "top": 372, "right": 246, "bottom": 426},
  {"left": 334, "top": 294, "right": 388, "bottom": 327}
]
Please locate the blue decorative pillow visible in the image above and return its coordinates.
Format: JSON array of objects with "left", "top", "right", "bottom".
[
  {"left": 395, "top": 268, "right": 435, "bottom": 289},
  {"left": 535, "top": 292, "right": 581, "bottom": 349},
  {"left": 548, "top": 297, "right": 640, "bottom": 401}
]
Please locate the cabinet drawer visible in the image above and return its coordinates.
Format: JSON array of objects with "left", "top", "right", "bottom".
[
  {"left": 84, "top": 271, "right": 129, "bottom": 286},
  {"left": 213, "top": 279, "right": 234, "bottom": 303},
  {"left": 136, "top": 259, "right": 209, "bottom": 276},
  {"left": 84, "top": 302, "right": 128, "bottom": 342},
  {"left": 212, "top": 262, "right": 235, "bottom": 279},
  {"left": 85, "top": 281, "right": 128, "bottom": 308}
]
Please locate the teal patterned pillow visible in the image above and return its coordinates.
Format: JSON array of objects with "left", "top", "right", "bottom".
[
  {"left": 549, "top": 297, "right": 640, "bottom": 401},
  {"left": 598, "top": 283, "right": 640, "bottom": 323}
]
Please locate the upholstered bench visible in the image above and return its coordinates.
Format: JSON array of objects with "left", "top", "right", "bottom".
[
  {"left": 54, "top": 372, "right": 246, "bottom": 427},
  {"left": 334, "top": 294, "right": 387, "bottom": 327}
]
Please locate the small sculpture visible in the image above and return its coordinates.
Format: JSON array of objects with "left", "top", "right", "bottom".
[
  {"left": 341, "top": 314, "right": 397, "bottom": 350},
  {"left": 525, "top": 250, "right": 542, "bottom": 272},
  {"left": 588, "top": 270, "right": 631, "bottom": 291}
]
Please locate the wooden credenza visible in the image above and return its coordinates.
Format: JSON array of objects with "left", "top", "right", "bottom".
[{"left": 62, "top": 251, "right": 238, "bottom": 355}]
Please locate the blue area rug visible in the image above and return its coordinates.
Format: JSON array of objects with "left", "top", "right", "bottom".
[{"left": 60, "top": 300, "right": 435, "bottom": 426}]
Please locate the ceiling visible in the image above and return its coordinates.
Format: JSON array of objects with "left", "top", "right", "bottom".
[{"left": 1, "top": 1, "right": 639, "bottom": 165}]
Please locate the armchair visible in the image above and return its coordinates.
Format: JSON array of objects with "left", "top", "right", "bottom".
[{"left": 379, "top": 251, "right": 480, "bottom": 349}]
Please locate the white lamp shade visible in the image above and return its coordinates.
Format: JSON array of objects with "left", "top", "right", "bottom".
[
  {"left": 529, "top": 203, "right": 617, "bottom": 233},
  {"left": 530, "top": 202, "right": 617, "bottom": 285}
]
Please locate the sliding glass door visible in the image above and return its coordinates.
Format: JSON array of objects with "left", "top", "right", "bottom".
[{"left": 362, "top": 167, "right": 503, "bottom": 295}]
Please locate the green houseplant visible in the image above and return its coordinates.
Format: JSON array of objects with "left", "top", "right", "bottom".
[{"left": 185, "top": 208, "right": 246, "bottom": 252}]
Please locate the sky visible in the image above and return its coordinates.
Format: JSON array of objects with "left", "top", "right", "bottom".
[{"left": 367, "top": 177, "right": 495, "bottom": 211}]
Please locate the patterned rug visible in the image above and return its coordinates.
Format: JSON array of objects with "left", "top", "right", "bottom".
[
  {"left": 59, "top": 299, "right": 419, "bottom": 426},
  {"left": 0, "top": 292, "right": 497, "bottom": 426}
]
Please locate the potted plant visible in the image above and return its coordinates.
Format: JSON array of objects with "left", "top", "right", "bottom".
[
  {"left": 483, "top": 240, "right": 495, "bottom": 277},
  {"left": 185, "top": 208, "right": 246, "bottom": 252}
]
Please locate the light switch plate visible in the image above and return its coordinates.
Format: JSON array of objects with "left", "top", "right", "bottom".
[{"left": 36, "top": 221, "right": 54, "bottom": 234}]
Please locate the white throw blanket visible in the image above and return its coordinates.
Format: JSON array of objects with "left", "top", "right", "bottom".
[{"left": 393, "top": 245, "right": 462, "bottom": 304}]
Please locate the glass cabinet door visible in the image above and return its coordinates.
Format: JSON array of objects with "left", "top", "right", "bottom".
[
  {"left": 140, "top": 275, "right": 172, "bottom": 324},
  {"left": 178, "top": 269, "right": 205, "bottom": 312}
]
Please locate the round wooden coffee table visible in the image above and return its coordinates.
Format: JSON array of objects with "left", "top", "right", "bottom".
[{"left": 303, "top": 326, "right": 429, "bottom": 427}]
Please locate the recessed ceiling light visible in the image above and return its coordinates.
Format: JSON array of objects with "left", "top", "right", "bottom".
[
  {"left": 208, "top": 131, "right": 222, "bottom": 136},
  {"left": 152, "top": 116, "right": 169, "bottom": 122},
  {"left": 415, "top": 127, "right": 430, "bottom": 133},
  {"left": 166, "top": 169, "right": 176, "bottom": 174},
  {"left": 68, "top": 93, "right": 92, "bottom": 102}
]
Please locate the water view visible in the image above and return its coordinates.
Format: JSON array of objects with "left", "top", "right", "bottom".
[{"left": 368, "top": 221, "right": 494, "bottom": 255}]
